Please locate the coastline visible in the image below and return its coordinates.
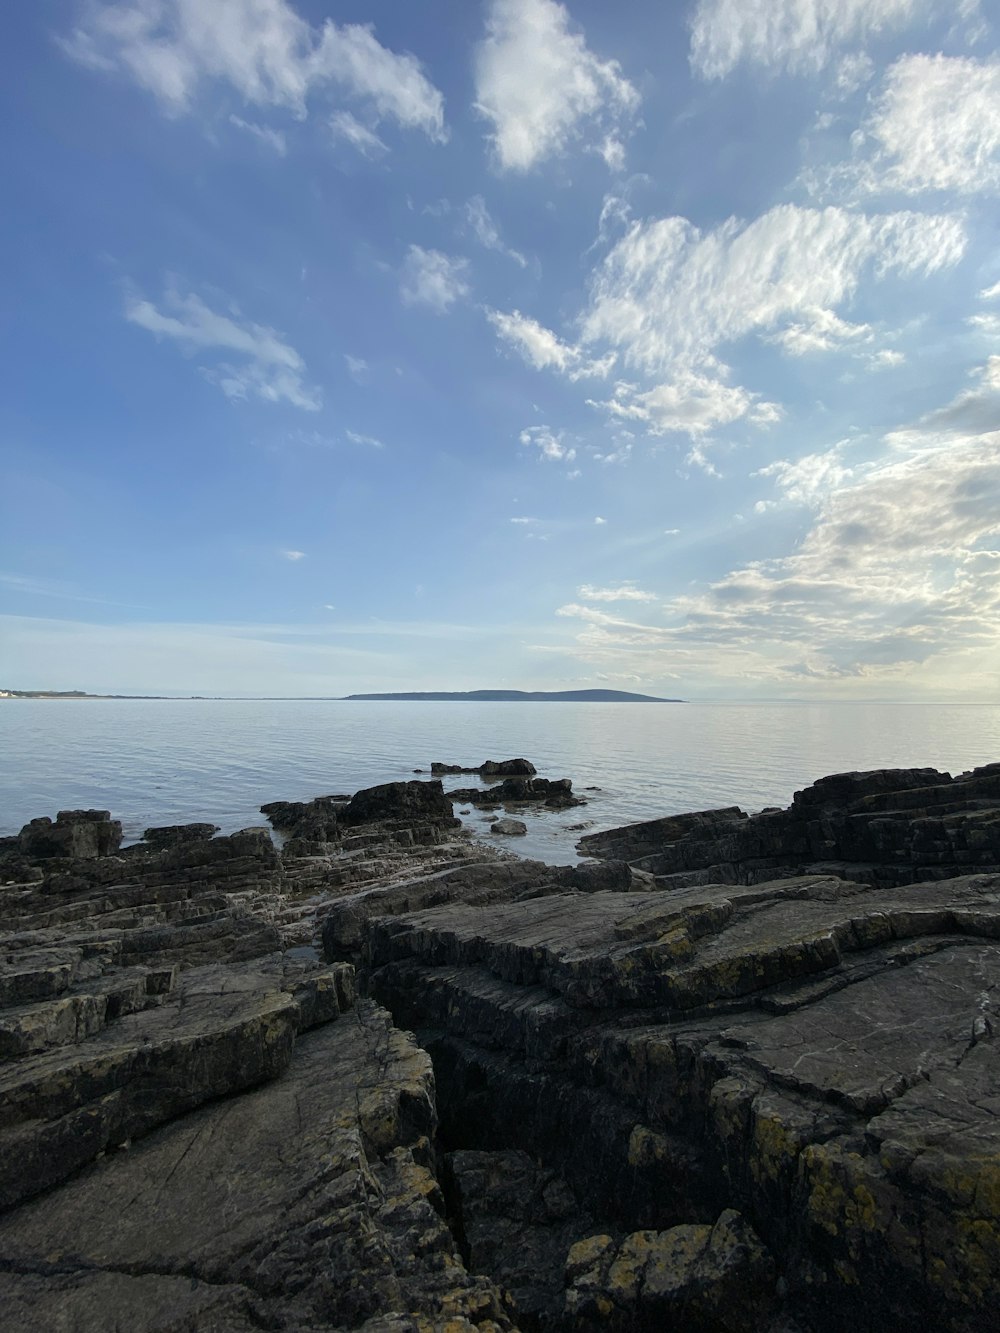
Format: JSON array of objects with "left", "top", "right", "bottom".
[{"left": 0, "top": 761, "right": 998, "bottom": 1329}]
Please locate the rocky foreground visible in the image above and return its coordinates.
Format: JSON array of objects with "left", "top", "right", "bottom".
[{"left": 0, "top": 763, "right": 998, "bottom": 1331}]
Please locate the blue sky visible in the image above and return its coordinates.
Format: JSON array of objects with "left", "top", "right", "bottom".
[{"left": 2, "top": 0, "right": 999, "bottom": 698}]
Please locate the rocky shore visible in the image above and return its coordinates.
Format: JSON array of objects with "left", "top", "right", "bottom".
[{"left": 0, "top": 762, "right": 997, "bottom": 1331}]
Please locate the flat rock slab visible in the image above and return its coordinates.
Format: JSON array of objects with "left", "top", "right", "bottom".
[
  {"left": 0, "top": 956, "right": 354, "bottom": 1211},
  {"left": 0, "top": 1002, "right": 512, "bottom": 1331}
]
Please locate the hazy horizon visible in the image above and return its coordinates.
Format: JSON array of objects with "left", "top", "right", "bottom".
[{"left": 2, "top": 1, "right": 999, "bottom": 702}]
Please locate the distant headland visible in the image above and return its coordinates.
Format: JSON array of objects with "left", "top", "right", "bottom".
[{"left": 342, "top": 689, "right": 682, "bottom": 703}]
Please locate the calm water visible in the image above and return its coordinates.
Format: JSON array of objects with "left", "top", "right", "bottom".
[{"left": 2, "top": 700, "right": 1000, "bottom": 864}]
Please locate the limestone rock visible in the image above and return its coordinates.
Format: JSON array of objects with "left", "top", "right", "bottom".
[
  {"left": 17, "top": 809, "right": 123, "bottom": 860},
  {"left": 578, "top": 764, "right": 1000, "bottom": 888},
  {"left": 365, "top": 872, "right": 1000, "bottom": 1331},
  {"left": 564, "top": 1209, "right": 776, "bottom": 1331},
  {"left": 0, "top": 1004, "right": 514, "bottom": 1331},
  {"left": 339, "top": 780, "right": 460, "bottom": 829},
  {"left": 447, "top": 1148, "right": 599, "bottom": 1327},
  {"left": 142, "top": 822, "right": 220, "bottom": 848}
]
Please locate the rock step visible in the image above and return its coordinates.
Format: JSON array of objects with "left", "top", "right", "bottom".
[
  {"left": 0, "top": 957, "right": 355, "bottom": 1213},
  {"left": 0, "top": 965, "right": 176, "bottom": 1061},
  {"left": 0, "top": 1003, "right": 513, "bottom": 1331},
  {"left": 366, "top": 878, "right": 1000, "bottom": 1012}
]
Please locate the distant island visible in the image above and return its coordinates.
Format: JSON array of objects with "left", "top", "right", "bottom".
[
  {"left": 2, "top": 688, "right": 683, "bottom": 703},
  {"left": 342, "top": 689, "right": 681, "bottom": 703}
]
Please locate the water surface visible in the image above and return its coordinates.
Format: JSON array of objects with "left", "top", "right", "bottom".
[{"left": 2, "top": 700, "right": 999, "bottom": 863}]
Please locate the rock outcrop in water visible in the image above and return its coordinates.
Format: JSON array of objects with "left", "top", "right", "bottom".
[
  {"left": 0, "top": 765, "right": 998, "bottom": 1331},
  {"left": 577, "top": 763, "right": 1000, "bottom": 887}
]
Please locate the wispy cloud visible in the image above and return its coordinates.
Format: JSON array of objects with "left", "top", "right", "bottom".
[
  {"left": 487, "top": 308, "right": 614, "bottom": 380},
  {"left": 125, "top": 284, "right": 321, "bottom": 410},
  {"left": 578, "top": 582, "right": 657, "bottom": 602},
  {"left": 280, "top": 549, "right": 307, "bottom": 561},
  {"left": 329, "top": 109, "right": 387, "bottom": 157},
  {"left": 858, "top": 54, "right": 1000, "bottom": 195},
  {"left": 474, "top": 0, "right": 639, "bottom": 171},
  {"left": 465, "top": 196, "right": 527, "bottom": 267},
  {"left": 229, "top": 114, "right": 287, "bottom": 154},
  {"left": 399, "top": 246, "right": 470, "bottom": 312},
  {"left": 345, "top": 429, "right": 384, "bottom": 449},
  {"left": 689, "top": 0, "right": 932, "bottom": 80},
  {"left": 62, "top": 0, "right": 447, "bottom": 144}
]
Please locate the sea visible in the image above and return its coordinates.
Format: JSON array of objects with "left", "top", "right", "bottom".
[{"left": 2, "top": 699, "right": 1000, "bottom": 864}]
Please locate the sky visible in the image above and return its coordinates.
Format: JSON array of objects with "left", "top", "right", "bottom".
[{"left": 2, "top": 0, "right": 999, "bottom": 699}]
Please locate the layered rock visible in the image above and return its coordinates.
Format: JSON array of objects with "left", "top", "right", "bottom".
[
  {"left": 4, "top": 766, "right": 1000, "bottom": 1331},
  {"left": 0, "top": 1002, "right": 512, "bottom": 1331},
  {"left": 0, "top": 784, "right": 523, "bottom": 1329},
  {"left": 578, "top": 763, "right": 1000, "bottom": 888},
  {"left": 364, "top": 869, "right": 1000, "bottom": 1331}
]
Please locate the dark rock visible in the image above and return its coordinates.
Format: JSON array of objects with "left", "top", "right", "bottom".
[
  {"left": 142, "top": 822, "right": 220, "bottom": 847},
  {"left": 450, "top": 776, "right": 585, "bottom": 809},
  {"left": 564, "top": 1208, "right": 776, "bottom": 1331},
  {"left": 480, "top": 758, "right": 537, "bottom": 777},
  {"left": 338, "top": 780, "right": 460, "bottom": 829},
  {"left": 364, "top": 870, "right": 1000, "bottom": 1331},
  {"left": 432, "top": 758, "right": 538, "bottom": 777},
  {"left": 0, "top": 1004, "right": 513, "bottom": 1330},
  {"left": 17, "top": 810, "right": 123, "bottom": 860},
  {"left": 578, "top": 764, "right": 1000, "bottom": 888},
  {"left": 447, "top": 1148, "right": 600, "bottom": 1327},
  {"left": 260, "top": 795, "right": 344, "bottom": 843},
  {"left": 491, "top": 818, "right": 527, "bottom": 836}
]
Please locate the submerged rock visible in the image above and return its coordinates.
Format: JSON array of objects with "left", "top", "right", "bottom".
[{"left": 491, "top": 818, "right": 527, "bottom": 836}]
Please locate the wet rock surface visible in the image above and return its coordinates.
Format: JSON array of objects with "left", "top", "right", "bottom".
[{"left": 1, "top": 765, "right": 998, "bottom": 1331}]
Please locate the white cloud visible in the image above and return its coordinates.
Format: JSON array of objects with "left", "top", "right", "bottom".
[
  {"left": 474, "top": 0, "right": 639, "bottom": 171},
  {"left": 833, "top": 51, "right": 875, "bottom": 96},
  {"left": 399, "top": 246, "right": 470, "bottom": 313},
  {"left": 594, "top": 516, "right": 607, "bottom": 525},
  {"left": 980, "top": 279, "right": 1000, "bottom": 301},
  {"left": 63, "top": 0, "right": 446, "bottom": 142},
  {"left": 591, "top": 373, "right": 781, "bottom": 438},
  {"left": 487, "top": 308, "right": 616, "bottom": 380},
  {"left": 689, "top": 0, "right": 928, "bottom": 80},
  {"left": 281, "top": 549, "right": 306, "bottom": 560},
  {"left": 767, "top": 307, "right": 872, "bottom": 356},
  {"left": 344, "top": 354, "right": 368, "bottom": 381},
  {"left": 510, "top": 516, "right": 540, "bottom": 524},
  {"left": 755, "top": 445, "right": 854, "bottom": 508},
  {"left": 125, "top": 285, "right": 321, "bottom": 410},
  {"left": 345, "top": 429, "right": 383, "bottom": 449},
  {"left": 329, "top": 110, "right": 387, "bottom": 157},
  {"left": 578, "top": 583, "right": 657, "bottom": 602},
  {"left": 465, "top": 196, "right": 527, "bottom": 267},
  {"left": 553, "top": 371, "right": 1000, "bottom": 690},
  {"left": 228, "top": 114, "right": 286, "bottom": 153},
  {"left": 519, "top": 425, "right": 576, "bottom": 462},
  {"left": 860, "top": 54, "right": 1000, "bottom": 195},
  {"left": 583, "top": 204, "right": 964, "bottom": 378}
]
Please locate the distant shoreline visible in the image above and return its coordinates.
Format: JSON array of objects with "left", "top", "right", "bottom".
[{"left": 2, "top": 688, "right": 684, "bottom": 703}]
